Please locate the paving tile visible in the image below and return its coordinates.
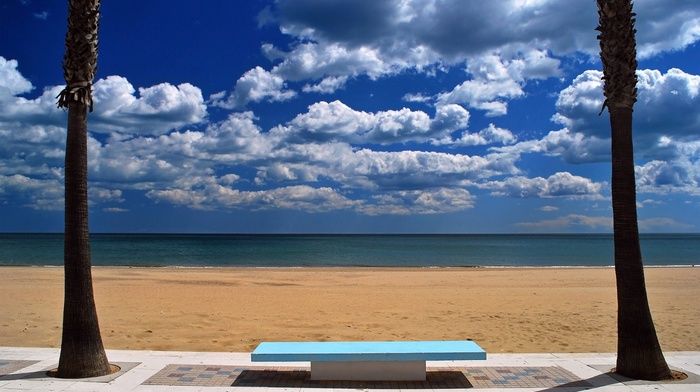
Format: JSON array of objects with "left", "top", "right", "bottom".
[
  {"left": 0, "top": 360, "right": 40, "bottom": 377},
  {"left": 60, "top": 381, "right": 113, "bottom": 391}
]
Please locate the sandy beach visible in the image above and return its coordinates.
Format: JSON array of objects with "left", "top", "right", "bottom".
[{"left": 1, "top": 266, "right": 698, "bottom": 354}]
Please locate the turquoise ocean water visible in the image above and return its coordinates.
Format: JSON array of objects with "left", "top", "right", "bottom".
[{"left": 0, "top": 233, "right": 698, "bottom": 268}]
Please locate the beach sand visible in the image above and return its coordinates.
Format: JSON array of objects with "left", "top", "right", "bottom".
[{"left": 1, "top": 267, "right": 698, "bottom": 353}]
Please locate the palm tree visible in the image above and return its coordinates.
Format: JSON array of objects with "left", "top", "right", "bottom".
[
  {"left": 54, "top": 0, "right": 111, "bottom": 378},
  {"left": 596, "top": 0, "right": 672, "bottom": 381}
]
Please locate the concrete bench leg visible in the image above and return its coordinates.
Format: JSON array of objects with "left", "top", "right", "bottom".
[{"left": 310, "top": 360, "right": 426, "bottom": 381}]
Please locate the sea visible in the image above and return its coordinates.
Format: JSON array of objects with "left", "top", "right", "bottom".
[{"left": 0, "top": 233, "right": 698, "bottom": 268}]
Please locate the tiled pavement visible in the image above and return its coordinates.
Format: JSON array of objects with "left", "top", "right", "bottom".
[
  {"left": 1, "top": 347, "right": 699, "bottom": 391},
  {"left": 142, "top": 364, "right": 590, "bottom": 389}
]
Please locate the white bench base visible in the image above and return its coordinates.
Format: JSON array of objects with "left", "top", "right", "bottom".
[{"left": 311, "top": 360, "right": 426, "bottom": 381}]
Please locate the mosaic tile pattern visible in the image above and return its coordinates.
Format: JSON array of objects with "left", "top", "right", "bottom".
[
  {"left": 144, "top": 364, "right": 591, "bottom": 389},
  {"left": 0, "top": 360, "right": 40, "bottom": 377},
  {"left": 461, "top": 366, "right": 591, "bottom": 388},
  {"left": 143, "top": 365, "right": 243, "bottom": 387}
]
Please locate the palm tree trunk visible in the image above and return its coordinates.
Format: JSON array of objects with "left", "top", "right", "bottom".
[
  {"left": 57, "top": 102, "right": 111, "bottom": 378},
  {"left": 597, "top": 0, "right": 672, "bottom": 380},
  {"left": 610, "top": 106, "right": 671, "bottom": 380},
  {"left": 55, "top": 0, "right": 111, "bottom": 378}
]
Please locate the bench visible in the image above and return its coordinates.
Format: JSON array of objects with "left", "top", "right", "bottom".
[{"left": 251, "top": 340, "right": 486, "bottom": 381}]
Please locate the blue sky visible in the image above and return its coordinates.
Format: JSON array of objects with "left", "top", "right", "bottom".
[{"left": 1, "top": 0, "right": 699, "bottom": 234}]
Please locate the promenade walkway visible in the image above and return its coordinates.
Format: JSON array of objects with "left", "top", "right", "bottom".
[{"left": 1, "top": 347, "right": 698, "bottom": 391}]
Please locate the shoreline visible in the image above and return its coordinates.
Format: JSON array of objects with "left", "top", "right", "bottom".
[{"left": 1, "top": 266, "right": 698, "bottom": 354}]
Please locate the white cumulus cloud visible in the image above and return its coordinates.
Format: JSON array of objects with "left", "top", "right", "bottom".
[
  {"left": 282, "top": 100, "right": 474, "bottom": 145},
  {"left": 212, "top": 66, "right": 297, "bottom": 109},
  {"left": 91, "top": 76, "right": 208, "bottom": 135},
  {"left": 0, "top": 57, "right": 33, "bottom": 96},
  {"left": 481, "top": 172, "right": 604, "bottom": 199}
]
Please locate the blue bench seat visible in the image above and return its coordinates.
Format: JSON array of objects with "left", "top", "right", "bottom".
[{"left": 251, "top": 340, "right": 486, "bottom": 381}]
